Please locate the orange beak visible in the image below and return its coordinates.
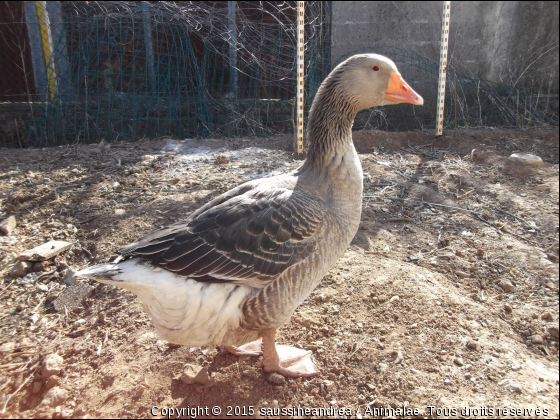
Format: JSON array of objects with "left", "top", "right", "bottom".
[{"left": 385, "top": 72, "right": 424, "bottom": 105}]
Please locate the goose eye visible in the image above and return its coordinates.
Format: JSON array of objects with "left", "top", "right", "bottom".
[{"left": 372, "top": 65, "right": 380, "bottom": 72}]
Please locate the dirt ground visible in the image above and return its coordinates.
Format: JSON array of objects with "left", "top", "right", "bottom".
[{"left": 0, "top": 127, "right": 558, "bottom": 419}]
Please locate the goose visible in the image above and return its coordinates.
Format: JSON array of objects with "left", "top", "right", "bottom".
[{"left": 77, "top": 54, "right": 423, "bottom": 378}]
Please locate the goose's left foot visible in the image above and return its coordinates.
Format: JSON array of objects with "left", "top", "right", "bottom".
[
  {"left": 221, "top": 339, "right": 262, "bottom": 357},
  {"left": 260, "top": 329, "right": 320, "bottom": 377}
]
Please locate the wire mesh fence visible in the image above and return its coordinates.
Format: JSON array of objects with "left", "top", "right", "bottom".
[
  {"left": 336, "top": 47, "right": 559, "bottom": 133},
  {"left": 0, "top": 1, "right": 557, "bottom": 148}
]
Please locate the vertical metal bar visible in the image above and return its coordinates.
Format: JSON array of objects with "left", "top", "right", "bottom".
[
  {"left": 436, "top": 1, "right": 451, "bottom": 136},
  {"left": 142, "top": 2, "right": 156, "bottom": 92},
  {"left": 228, "top": 1, "right": 238, "bottom": 97},
  {"left": 35, "top": 1, "right": 57, "bottom": 100},
  {"left": 296, "top": 1, "right": 305, "bottom": 154}
]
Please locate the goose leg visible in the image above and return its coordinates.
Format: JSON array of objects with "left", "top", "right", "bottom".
[
  {"left": 261, "top": 328, "right": 320, "bottom": 378},
  {"left": 221, "top": 339, "right": 262, "bottom": 357}
]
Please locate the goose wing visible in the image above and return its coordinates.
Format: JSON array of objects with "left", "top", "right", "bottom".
[{"left": 118, "top": 182, "right": 325, "bottom": 287}]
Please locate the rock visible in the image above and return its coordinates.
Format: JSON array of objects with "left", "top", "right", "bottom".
[
  {"left": 455, "top": 271, "right": 470, "bottom": 279},
  {"left": 508, "top": 153, "right": 544, "bottom": 166},
  {"left": 181, "top": 364, "right": 202, "bottom": 384},
  {"left": 42, "top": 354, "right": 64, "bottom": 379},
  {"left": 0, "top": 342, "right": 16, "bottom": 353},
  {"left": 527, "top": 335, "right": 544, "bottom": 345},
  {"left": 40, "top": 387, "right": 68, "bottom": 408},
  {"left": 9, "top": 261, "right": 33, "bottom": 277},
  {"left": 466, "top": 340, "right": 480, "bottom": 351},
  {"left": 45, "top": 375, "right": 61, "bottom": 389},
  {"left": 499, "top": 280, "right": 515, "bottom": 293},
  {"left": 19, "top": 240, "right": 71, "bottom": 262},
  {"left": 266, "top": 373, "right": 286, "bottom": 385},
  {"left": 541, "top": 311, "right": 554, "bottom": 320},
  {"left": 548, "top": 326, "right": 559, "bottom": 339},
  {"left": 58, "top": 408, "right": 74, "bottom": 419},
  {"left": 454, "top": 357, "right": 464, "bottom": 366},
  {"left": 63, "top": 268, "right": 77, "bottom": 286},
  {"left": 32, "top": 381, "right": 43, "bottom": 394},
  {"left": 0, "top": 215, "right": 17, "bottom": 235},
  {"left": 504, "top": 303, "right": 513, "bottom": 313},
  {"left": 508, "top": 382, "right": 523, "bottom": 393},
  {"left": 389, "top": 295, "right": 400, "bottom": 303},
  {"left": 131, "top": 385, "right": 145, "bottom": 399},
  {"left": 215, "top": 155, "right": 229, "bottom": 165},
  {"left": 32, "top": 261, "right": 48, "bottom": 272},
  {"left": 194, "top": 367, "right": 214, "bottom": 387},
  {"left": 53, "top": 282, "right": 94, "bottom": 313}
]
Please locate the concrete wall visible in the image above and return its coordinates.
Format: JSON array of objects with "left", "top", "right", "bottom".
[{"left": 331, "top": 1, "right": 559, "bottom": 94}]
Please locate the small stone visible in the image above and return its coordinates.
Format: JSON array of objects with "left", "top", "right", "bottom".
[
  {"left": 504, "top": 303, "right": 513, "bottom": 313},
  {"left": 454, "top": 357, "right": 464, "bottom": 366},
  {"left": 59, "top": 409, "right": 74, "bottom": 419},
  {"left": 266, "top": 373, "right": 286, "bottom": 385},
  {"left": 42, "top": 354, "right": 64, "bottom": 379},
  {"left": 32, "top": 381, "right": 43, "bottom": 394},
  {"left": 0, "top": 342, "right": 15, "bottom": 353},
  {"left": 37, "top": 284, "right": 49, "bottom": 292},
  {"left": 19, "top": 241, "right": 71, "bottom": 262},
  {"left": 9, "top": 261, "right": 33, "bottom": 277},
  {"left": 508, "top": 153, "right": 544, "bottom": 165},
  {"left": 114, "top": 209, "right": 126, "bottom": 216},
  {"left": 40, "top": 387, "right": 68, "bottom": 408},
  {"left": 508, "top": 382, "right": 523, "bottom": 393},
  {"left": 499, "top": 280, "right": 515, "bottom": 293},
  {"left": 32, "top": 261, "right": 48, "bottom": 272},
  {"left": 527, "top": 335, "right": 544, "bottom": 345},
  {"left": 389, "top": 295, "right": 400, "bottom": 303},
  {"left": 467, "top": 340, "right": 480, "bottom": 351},
  {"left": 45, "top": 375, "right": 61, "bottom": 389},
  {"left": 541, "top": 311, "right": 553, "bottom": 320},
  {"left": 215, "top": 155, "right": 229, "bottom": 165},
  {"left": 0, "top": 215, "right": 17, "bottom": 235},
  {"left": 547, "top": 326, "right": 559, "bottom": 339},
  {"left": 181, "top": 364, "right": 202, "bottom": 384},
  {"left": 455, "top": 271, "right": 470, "bottom": 279},
  {"left": 194, "top": 367, "right": 215, "bottom": 387},
  {"left": 131, "top": 385, "right": 145, "bottom": 399}
]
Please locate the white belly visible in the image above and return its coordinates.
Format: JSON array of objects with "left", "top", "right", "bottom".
[{"left": 98, "top": 260, "right": 253, "bottom": 346}]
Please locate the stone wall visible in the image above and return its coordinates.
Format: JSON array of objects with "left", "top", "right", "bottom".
[{"left": 331, "top": 1, "right": 559, "bottom": 94}]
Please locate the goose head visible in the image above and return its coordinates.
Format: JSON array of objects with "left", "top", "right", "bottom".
[{"left": 333, "top": 54, "right": 424, "bottom": 110}]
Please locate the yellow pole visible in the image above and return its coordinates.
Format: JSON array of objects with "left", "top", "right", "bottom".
[
  {"left": 436, "top": 1, "right": 451, "bottom": 135},
  {"left": 296, "top": 1, "right": 305, "bottom": 154},
  {"left": 35, "top": 1, "right": 57, "bottom": 100}
]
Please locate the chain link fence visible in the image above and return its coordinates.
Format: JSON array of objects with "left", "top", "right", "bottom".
[{"left": 0, "top": 1, "right": 557, "bottom": 148}]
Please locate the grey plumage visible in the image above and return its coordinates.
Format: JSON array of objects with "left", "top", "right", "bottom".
[{"left": 78, "top": 54, "right": 423, "bottom": 377}]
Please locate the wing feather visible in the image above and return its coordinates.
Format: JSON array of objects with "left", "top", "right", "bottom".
[{"left": 117, "top": 181, "right": 324, "bottom": 287}]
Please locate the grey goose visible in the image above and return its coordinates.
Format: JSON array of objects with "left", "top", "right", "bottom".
[{"left": 78, "top": 54, "right": 424, "bottom": 378}]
